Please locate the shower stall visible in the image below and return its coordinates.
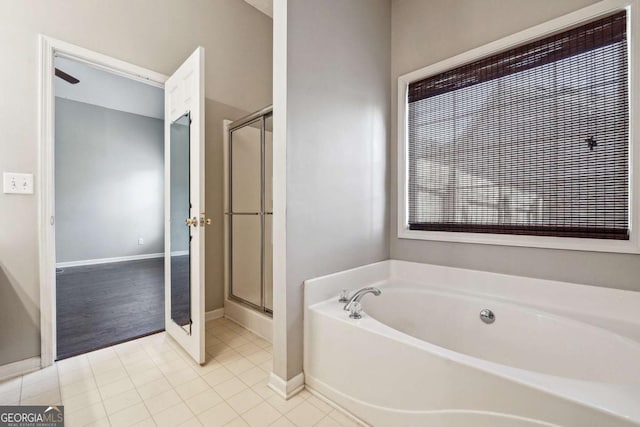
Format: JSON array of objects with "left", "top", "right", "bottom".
[{"left": 225, "top": 106, "right": 273, "bottom": 317}]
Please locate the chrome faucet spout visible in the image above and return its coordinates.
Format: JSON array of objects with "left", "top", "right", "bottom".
[{"left": 343, "top": 287, "right": 382, "bottom": 311}]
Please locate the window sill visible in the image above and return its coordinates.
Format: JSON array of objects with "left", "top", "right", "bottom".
[{"left": 397, "top": 227, "right": 640, "bottom": 254}]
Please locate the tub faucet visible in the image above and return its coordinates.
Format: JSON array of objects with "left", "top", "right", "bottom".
[{"left": 343, "top": 287, "right": 382, "bottom": 311}]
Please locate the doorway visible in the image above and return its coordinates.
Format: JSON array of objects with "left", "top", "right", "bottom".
[
  {"left": 53, "top": 56, "right": 165, "bottom": 359},
  {"left": 39, "top": 37, "right": 208, "bottom": 367}
]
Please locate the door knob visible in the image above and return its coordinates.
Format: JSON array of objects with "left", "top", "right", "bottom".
[{"left": 185, "top": 217, "right": 198, "bottom": 226}]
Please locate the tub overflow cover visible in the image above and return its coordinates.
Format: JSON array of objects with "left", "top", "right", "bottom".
[{"left": 480, "top": 309, "right": 495, "bottom": 324}]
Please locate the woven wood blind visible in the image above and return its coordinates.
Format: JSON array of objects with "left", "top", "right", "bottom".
[{"left": 407, "top": 11, "right": 629, "bottom": 240}]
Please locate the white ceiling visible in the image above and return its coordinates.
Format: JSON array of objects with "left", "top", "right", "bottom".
[
  {"left": 243, "top": 0, "right": 273, "bottom": 18},
  {"left": 54, "top": 57, "right": 164, "bottom": 120}
]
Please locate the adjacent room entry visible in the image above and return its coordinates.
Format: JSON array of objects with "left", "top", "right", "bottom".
[
  {"left": 42, "top": 39, "right": 207, "bottom": 365},
  {"left": 54, "top": 56, "right": 166, "bottom": 359}
]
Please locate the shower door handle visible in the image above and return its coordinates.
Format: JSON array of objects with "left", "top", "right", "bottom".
[{"left": 224, "top": 212, "right": 260, "bottom": 215}]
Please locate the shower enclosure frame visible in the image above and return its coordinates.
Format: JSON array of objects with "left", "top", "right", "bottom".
[{"left": 225, "top": 105, "right": 273, "bottom": 316}]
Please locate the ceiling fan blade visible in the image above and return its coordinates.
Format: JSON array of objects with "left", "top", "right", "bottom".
[{"left": 55, "top": 68, "right": 80, "bottom": 84}]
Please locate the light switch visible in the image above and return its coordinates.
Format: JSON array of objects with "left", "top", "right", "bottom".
[{"left": 3, "top": 172, "right": 34, "bottom": 194}]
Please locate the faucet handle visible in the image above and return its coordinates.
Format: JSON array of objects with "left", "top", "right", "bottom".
[
  {"left": 348, "top": 301, "right": 363, "bottom": 319},
  {"left": 338, "top": 289, "right": 350, "bottom": 303}
]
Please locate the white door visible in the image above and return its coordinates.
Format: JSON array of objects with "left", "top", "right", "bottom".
[{"left": 164, "top": 47, "right": 206, "bottom": 364}]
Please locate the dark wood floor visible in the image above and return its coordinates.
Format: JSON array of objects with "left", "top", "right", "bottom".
[{"left": 56, "top": 258, "right": 167, "bottom": 360}]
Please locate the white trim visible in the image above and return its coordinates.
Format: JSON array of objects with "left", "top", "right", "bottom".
[
  {"left": 56, "top": 253, "right": 165, "bottom": 268},
  {"left": 205, "top": 308, "right": 225, "bottom": 321},
  {"left": 272, "top": 0, "right": 289, "bottom": 383},
  {"left": 396, "top": 0, "right": 640, "bottom": 254},
  {"left": 38, "top": 35, "right": 169, "bottom": 367},
  {"left": 38, "top": 35, "right": 56, "bottom": 369},
  {"left": 0, "top": 357, "right": 41, "bottom": 382},
  {"left": 223, "top": 298, "right": 273, "bottom": 342},
  {"left": 223, "top": 119, "right": 232, "bottom": 304},
  {"left": 268, "top": 371, "right": 304, "bottom": 400}
]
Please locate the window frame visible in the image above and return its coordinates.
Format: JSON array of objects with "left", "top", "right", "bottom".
[{"left": 397, "top": 0, "right": 640, "bottom": 254}]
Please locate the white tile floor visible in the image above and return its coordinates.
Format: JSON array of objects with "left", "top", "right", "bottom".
[{"left": 0, "top": 318, "right": 363, "bottom": 427}]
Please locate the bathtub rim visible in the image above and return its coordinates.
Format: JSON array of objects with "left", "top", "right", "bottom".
[{"left": 304, "top": 260, "right": 640, "bottom": 342}]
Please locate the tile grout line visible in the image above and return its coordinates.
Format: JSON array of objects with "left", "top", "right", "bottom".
[
  {"left": 226, "top": 338, "right": 303, "bottom": 425},
  {"left": 198, "top": 319, "right": 281, "bottom": 424},
  {"left": 307, "top": 389, "right": 366, "bottom": 427},
  {"left": 18, "top": 376, "right": 23, "bottom": 405},
  {"left": 108, "top": 328, "right": 242, "bottom": 425},
  {"left": 142, "top": 340, "right": 199, "bottom": 425},
  {"left": 101, "top": 335, "right": 179, "bottom": 424},
  {"left": 160, "top": 334, "right": 216, "bottom": 421},
  {"left": 15, "top": 320, "right": 338, "bottom": 427},
  {"left": 206, "top": 332, "right": 264, "bottom": 404},
  {"left": 111, "top": 335, "right": 179, "bottom": 425},
  {"left": 112, "top": 343, "right": 153, "bottom": 426},
  {"left": 77, "top": 354, "right": 108, "bottom": 425},
  {"left": 55, "top": 365, "right": 62, "bottom": 406},
  {"left": 161, "top": 321, "right": 258, "bottom": 425},
  {"left": 177, "top": 322, "right": 250, "bottom": 423}
]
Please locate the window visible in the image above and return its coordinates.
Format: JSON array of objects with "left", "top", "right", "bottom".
[{"left": 399, "top": 8, "right": 636, "bottom": 251}]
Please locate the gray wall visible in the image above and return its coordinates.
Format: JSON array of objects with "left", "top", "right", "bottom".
[
  {"left": 0, "top": 0, "right": 270, "bottom": 366},
  {"left": 0, "top": 265, "right": 39, "bottom": 367},
  {"left": 55, "top": 98, "right": 164, "bottom": 263},
  {"left": 282, "top": 0, "right": 391, "bottom": 379},
  {"left": 389, "top": 0, "right": 640, "bottom": 292}
]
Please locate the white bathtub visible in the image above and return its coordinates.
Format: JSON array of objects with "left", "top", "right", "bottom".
[{"left": 303, "top": 260, "right": 640, "bottom": 427}]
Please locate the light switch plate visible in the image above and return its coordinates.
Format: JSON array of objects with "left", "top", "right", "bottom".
[{"left": 3, "top": 172, "right": 34, "bottom": 194}]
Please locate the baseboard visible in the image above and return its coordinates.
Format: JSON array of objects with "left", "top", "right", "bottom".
[
  {"left": 268, "top": 372, "right": 305, "bottom": 400},
  {"left": 223, "top": 298, "right": 273, "bottom": 342},
  {"left": 0, "top": 357, "right": 41, "bottom": 382},
  {"left": 205, "top": 308, "right": 225, "bottom": 321},
  {"left": 56, "top": 252, "right": 164, "bottom": 268}
]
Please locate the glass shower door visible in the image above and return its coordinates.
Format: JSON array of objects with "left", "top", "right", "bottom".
[
  {"left": 230, "top": 120, "right": 262, "bottom": 308},
  {"left": 228, "top": 111, "right": 273, "bottom": 315},
  {"left": 263, "top": 114, "right": 273, "bottom": 312}
]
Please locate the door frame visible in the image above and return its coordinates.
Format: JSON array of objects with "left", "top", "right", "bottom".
[{"left": 37, "top": 35, "right": 168, "bottom": 367}]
